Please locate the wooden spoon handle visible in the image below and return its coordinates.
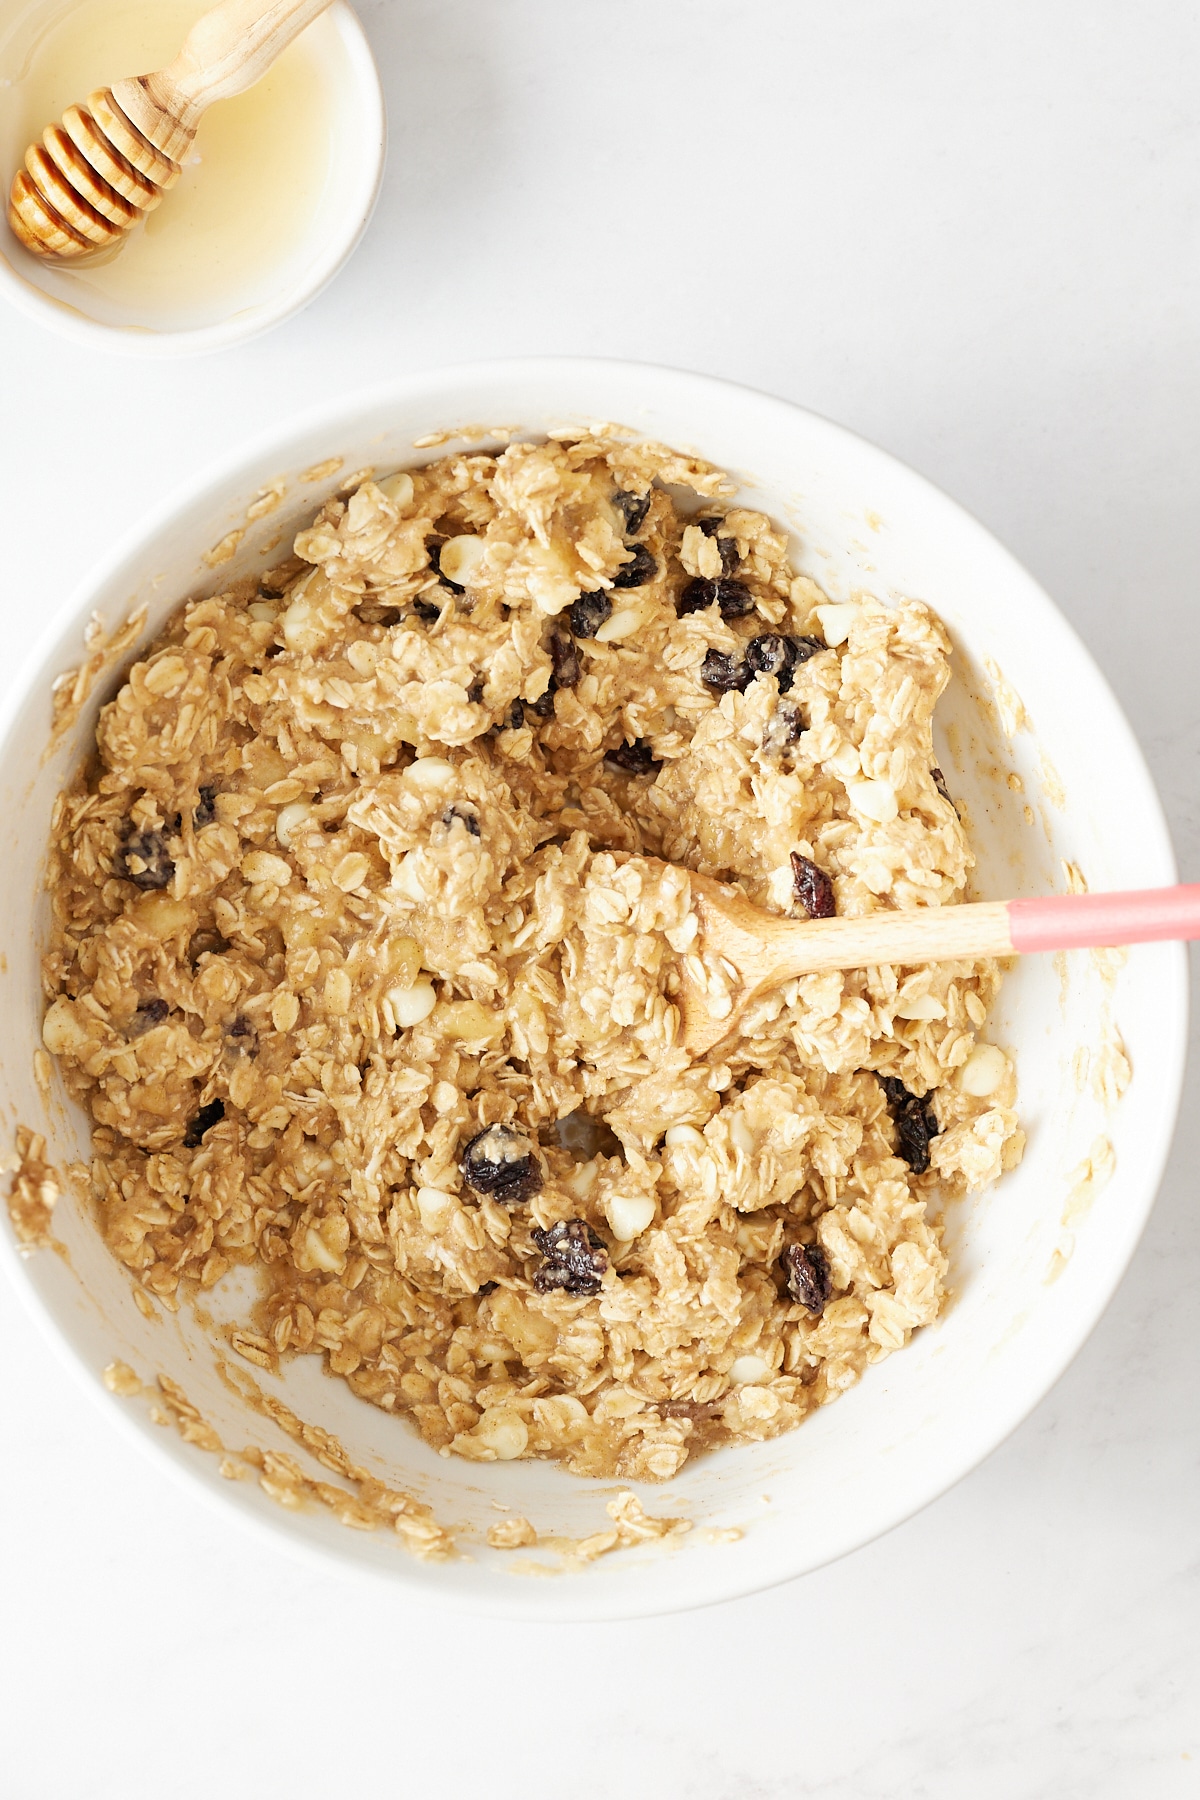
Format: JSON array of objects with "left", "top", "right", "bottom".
[
  {"left": 683, "top": 875, "right": 1200, "bottom": 1055},
  {"left": 111, "top": 0, "right": 333, "bottom": 159},
  {"left": 737, "top": 882, "right": 1200, "bottom": 986}
]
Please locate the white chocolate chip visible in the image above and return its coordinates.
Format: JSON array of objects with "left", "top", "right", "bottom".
[
  {"left": 959, "top": 1042, "right": 1008, "bottom": 1097},
  {"left": 247, "top": 601, "right": 278, "bottom": 623},
  {"left": 393, "top": 853, "right": 427, "bottom": 902},
  {"left": 275, "top": 801, "right": 313, "bottom": 850},
  {"left": 437, "top": 535, "right": 488, "bottom": 587},
  {"left": 378, "top": 470, "right": 414, "bottom": 507},
  {"left": 847, "top": 778, "right": 899, "bottom": 824},
  {"left": 474, "top": 1408, "right": 529, "bottom": 1460},
  {"left": 389, "top": 979, "right": 436, "bottom": 1028},
  {"left": 728, "top": 1354, "right": 772, "bottom": 1385},
  {"left": 402, "top": 757, "right": 456, "bottom": 791},
  {"left": 416, "top": 1186, "right": 456, "bottom": 1232},
  {"left": 664, "top": 1124, "right": 706, "bottom": 1149},
  {"left": 604, "top": 1191, "right": 656, "bottom": 1242},
  {"left": 815, "top": 602, "right": 860, "bottom": 646}
]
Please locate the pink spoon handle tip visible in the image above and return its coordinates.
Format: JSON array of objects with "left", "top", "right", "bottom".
[{"left": 1008, "top": 883, "right": 1200, "bottom": 954}]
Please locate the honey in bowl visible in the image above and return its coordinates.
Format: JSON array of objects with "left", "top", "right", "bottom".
[{"left": 2, "top": 0, "right": 335, "bottom": 329}]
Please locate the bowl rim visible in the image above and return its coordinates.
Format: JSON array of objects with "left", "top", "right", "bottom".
[
  {"left": 0, "top": 0, "right": 386, "bottom": 358},
  {"left": 0, "top": 356, "right": 1187, "bottom": 1617}
]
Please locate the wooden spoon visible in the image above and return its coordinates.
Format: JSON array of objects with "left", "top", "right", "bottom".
[
  {"left": 7, "top": 0, "right": 333, "bottom": 260},
  {"left": 681, "top": 872, "right": 1200, "bottom": 1055}
]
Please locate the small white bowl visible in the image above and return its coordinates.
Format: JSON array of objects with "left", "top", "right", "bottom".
[
  {"left": 0, "top": 0, "right": 384, "bottom": 356},
  {"left": 0, "top": 360, "right": 1186, "bottom": 1617}
]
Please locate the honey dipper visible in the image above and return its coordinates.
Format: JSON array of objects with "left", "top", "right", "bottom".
[
  {"left": 680, "top": 873, "right": 1200, "bottom": 1054},
  {"left": 7, "top": 0, "right": 334, "bottom": 260}
]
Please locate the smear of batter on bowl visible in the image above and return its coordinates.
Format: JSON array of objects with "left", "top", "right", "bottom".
[
  {"left": 3, "top": 1125, "right": 61, "bottom": 1249},
  {"left": 46, "top": 604, "right": 149, "bottom": 757},
  {"left": 39, "top": 432, "right": 1023, "bottom": 1483}
]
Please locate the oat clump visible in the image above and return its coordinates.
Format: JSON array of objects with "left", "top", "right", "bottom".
[{"left": 41, "top": 432, "right": 1022, "bottom": 1483}]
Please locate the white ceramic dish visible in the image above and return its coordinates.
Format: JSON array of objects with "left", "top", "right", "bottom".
[
  {"left": 0, "top": 0, "right": 384, "bottom": 356},
  {"left": 0, "top": 359, "right": 1186, "bottom": 1618}
]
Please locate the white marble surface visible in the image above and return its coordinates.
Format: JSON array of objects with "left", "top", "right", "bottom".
[{"left": 2, "top": 2, "right": 1198, "bottom": 1793}]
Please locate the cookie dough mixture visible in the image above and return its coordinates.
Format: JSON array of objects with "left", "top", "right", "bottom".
[{"left": 42, "top": 432, "right": 1023, "bottom": 1483}]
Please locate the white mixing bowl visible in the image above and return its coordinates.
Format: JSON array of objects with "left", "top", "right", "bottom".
[{"left": 0, "top": 360, "right": 1185, "bottom": 1617}]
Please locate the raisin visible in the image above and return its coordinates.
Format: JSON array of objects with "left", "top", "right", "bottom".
[
  {"left": 781, "top": 1241, "right": 832, "bottom": 1316},
  {"left": 187, "top": 928, "right": 227, "bottom": 965},
  {"left": 613, "top": 488, "right": 652, "bottom": 534},
  {"left": 467, "top": 677, "right": 485, "bottom": 705},
  {"left": 876, "top": 1074, "right": 940, "bottom": 1175},
  {"left": 791, "top": 635, "right": 825, "bottom": 663},
  {"left": 412, "top": 599, "right": 441, "bottom": 623},
  {"left": 931, "top": 766, "right": 959, "bottom": 816},
  {"left": 680, "top": 574, "right": 753, "bottom": 619},
  {"left": 605, "top": 738, "right": 661, "bottom": 775},
  {"left": 700, "top": 650, "right": 753, "bottom": 693},
  {"left": 746, "top": 633, "right": 799, "bottom": 690},
  {"left": 611, "top": 544, "right": 657, "bottom": 589},
  {"left": 426, "top": 537, "right": 463, "bottom": 594},
  {"left": 790, "top": 852, "right": 836, "bottom": 919},
  {"left": 183, "top": 1099, "right": 225, "bottom": 1149},
  {"left": 226, "top": 1014, "right": 253, "bottom": 1043},
  {"left": 549, "top": 632, "right": 582, "bottom": 689},
  {"left": 460, "top": 1125, "right": 542, "bottom": 1206},
  {"left": 442, "top": 805, "right": 480, "bottom": 837},
  {"left": 677, "top": 577, "right": 716, "bottom": 617},
  {"left": 762, "top": 701, "right": 807, "bottom": 756},
  {"left": 115, "top": 826, "right": 175, "bottom": 892},
  {"left": 698, "top": 515, "right": 739, "bottom": 575},
  {"left": 128, "top": 998, "right": 168, "bottom": 1037},
  {"left": 531, "top": 1219, "right": 608, "bottom": 1295},
  {"left": 506, "top": 700, "right": 525, "bottom": 729},
  {"left": 659, "top": 1398, "right": 726, "bottom": 1421},
  {"left": 713, "top": 579, "right": 755, "bottom": 621},
  {"left": 193, "top": 786, "right": 218, "bottom": 828},
  {"left": 477, "top": 1280, "right": 498, "bottom": 1297},
  {"left": 527, "top": 686, "right": 555, "bottom": 719},
  {"left": 570, "top": 591, "right": 612, "bottom": 638}
]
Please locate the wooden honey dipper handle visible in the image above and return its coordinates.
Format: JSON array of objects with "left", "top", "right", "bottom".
[
  {"left": 7, "top": 0, "right": 333, "bottom": 260},
  {"left": 681, "top": 872, "right": 1200, "bottom": 1054},
  {"left": 114, "top": 0, "right": 336, "bottom": 163}
]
